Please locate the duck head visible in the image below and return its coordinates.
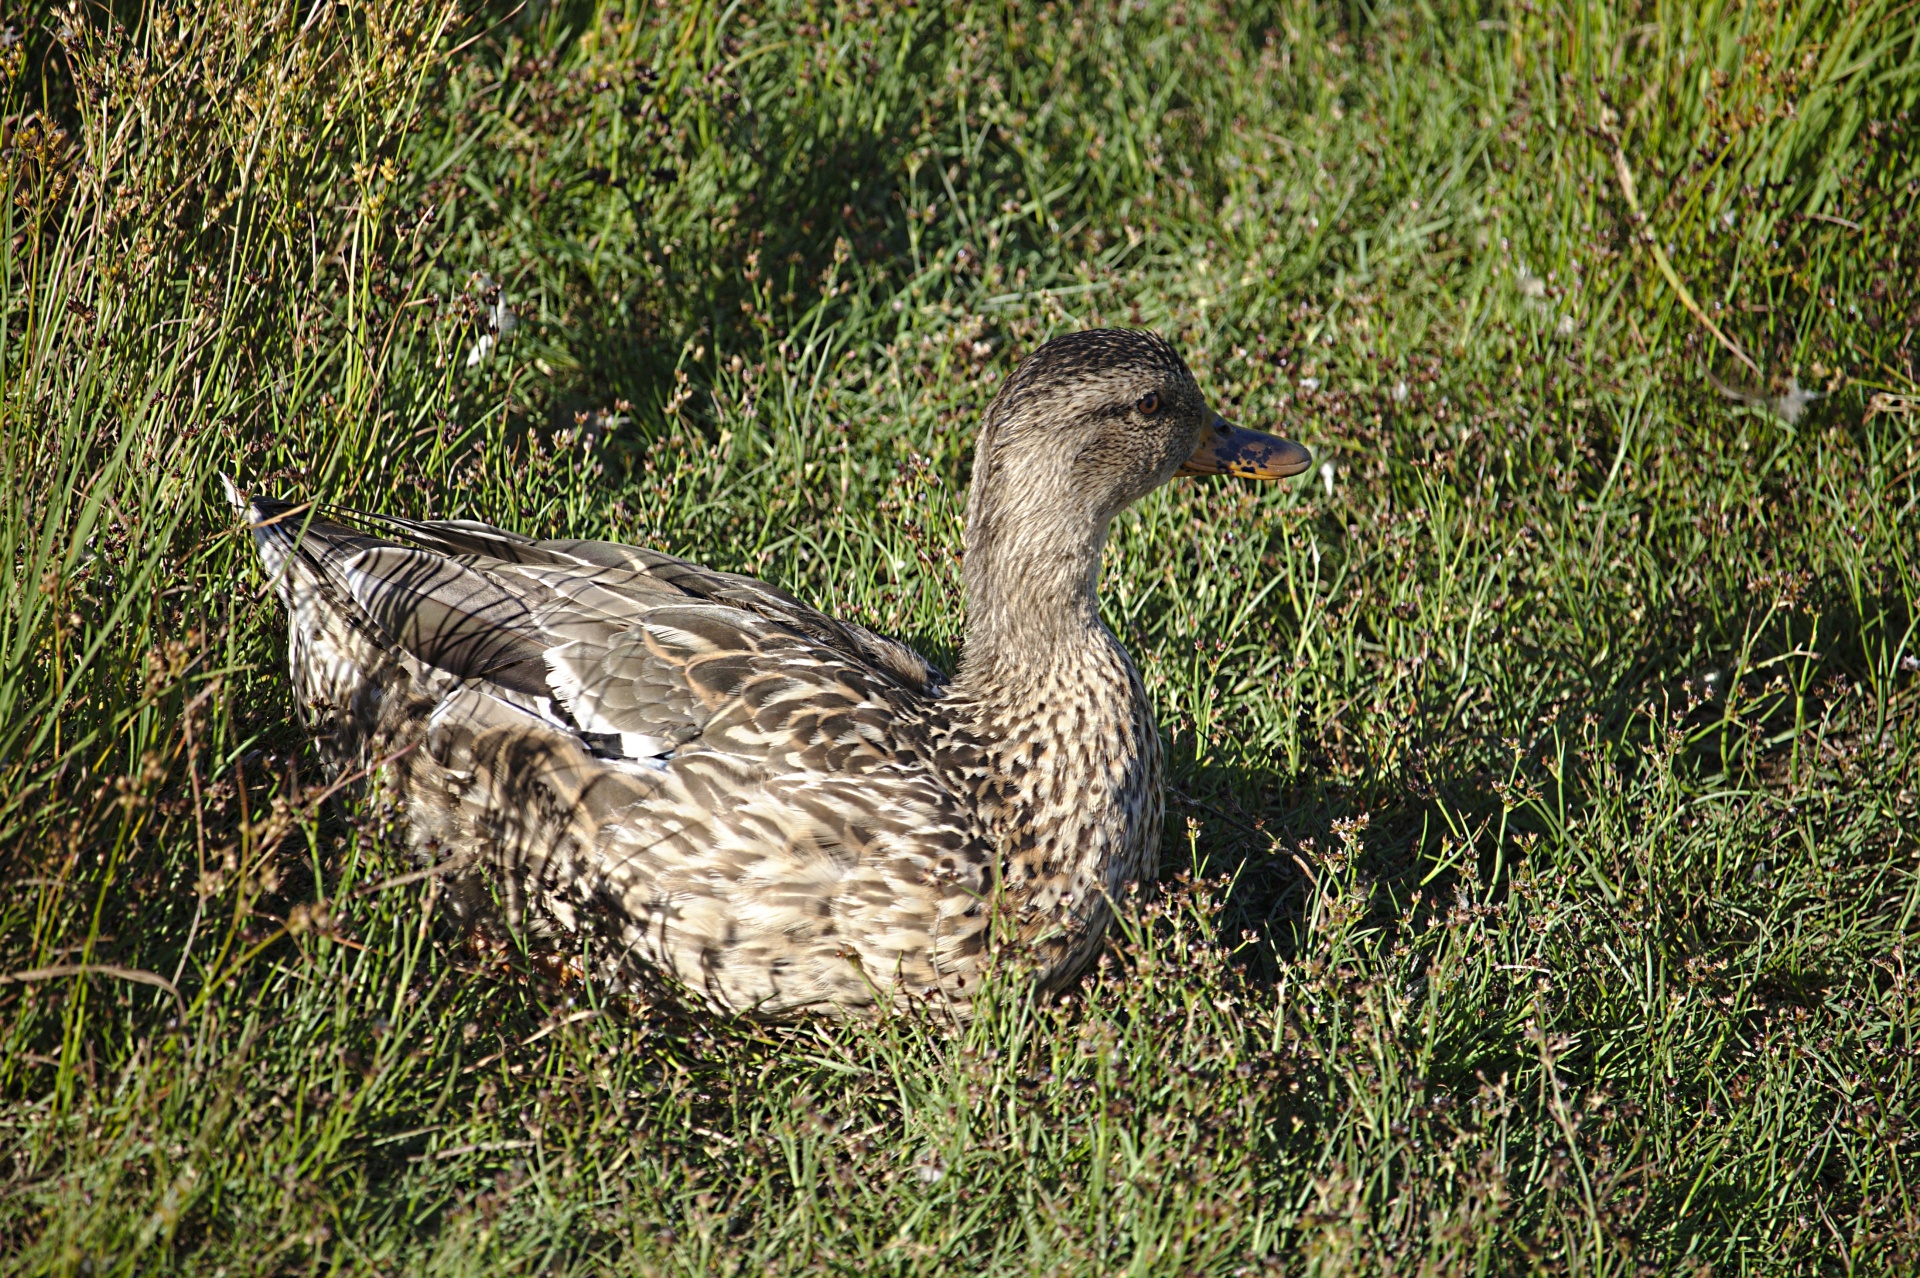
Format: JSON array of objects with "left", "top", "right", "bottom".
[{"left": 960, "top": 328, "right": 1310, "bottom": 671}]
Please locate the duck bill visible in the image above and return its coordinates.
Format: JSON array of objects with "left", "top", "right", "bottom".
[{"left": 1177, "top": 417, "right": 1312, "bottom": 480}]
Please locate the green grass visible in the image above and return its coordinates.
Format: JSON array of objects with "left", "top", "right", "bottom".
[{"left": 3, "top": 0, "right": 1918, "bottom": 1271}]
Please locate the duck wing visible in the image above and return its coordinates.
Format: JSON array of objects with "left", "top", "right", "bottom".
[
  {"left": 349, "top": 508, "right": 948, "bottom": 700},
  {"left": 240, "top": 492, "right": 992, "bottom": 1016}
]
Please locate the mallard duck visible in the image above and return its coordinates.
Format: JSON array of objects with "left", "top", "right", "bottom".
[{"left": 234, "top": 329, "right": 1309, "bottom": 1018}]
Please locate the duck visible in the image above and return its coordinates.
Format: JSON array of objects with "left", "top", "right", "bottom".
[{"left": 232, "top": 328, "right": 1310, "bottom": 1018}]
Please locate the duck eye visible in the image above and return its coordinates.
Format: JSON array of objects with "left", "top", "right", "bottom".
[{"left": 1136, "top": 392, "right": 1160, "bottom": 415}]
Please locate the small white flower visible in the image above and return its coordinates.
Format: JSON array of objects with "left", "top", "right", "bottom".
[
  {"left": 465, "top": 272, "right": 517, "bottom": 368},
  {"left": 1708, "top": 372, "right": 1822, "bottom": 425},
  {"left": 1392, "top": 379, "right": 1408, "bottom": 403},
  {"left": 1298, "top": 376, "right": 1320, "bottom": 391},
  {"left": 1771, "top": 378, "right": 1820, "bottom": 425},
  {"left": 1320, "top": 460, "right": 1336, "bottom": 498}
]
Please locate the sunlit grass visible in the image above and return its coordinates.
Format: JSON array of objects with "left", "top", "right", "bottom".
[{"left": 2, "top": 0, "right": 1916, "bottom": 1272}]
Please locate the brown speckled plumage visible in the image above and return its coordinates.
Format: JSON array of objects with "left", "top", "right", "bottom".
[{"left": 236, "top": 329, "right": 1308, "bottom": 1018}]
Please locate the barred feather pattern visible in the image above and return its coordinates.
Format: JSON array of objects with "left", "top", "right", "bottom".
[
  {"left": 229, "top": 330, "right": 1272, "bottom": 1020},
  {"left": 241, "top": 497, "right": 1161, "bottom": 1018}
]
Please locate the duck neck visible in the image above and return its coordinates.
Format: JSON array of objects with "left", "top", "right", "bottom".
[
  {"left": 954, "top": 502, "right": 1114, "bottom": 699},
  {"left": 947, "top": 489, "right": 1163, "bottom": 990}
]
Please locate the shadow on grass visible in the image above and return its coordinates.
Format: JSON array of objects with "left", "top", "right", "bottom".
[{"left": 1163, "top": 576, "right": 1915, "bottom": 975}]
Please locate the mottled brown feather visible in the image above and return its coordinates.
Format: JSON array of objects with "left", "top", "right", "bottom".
[{"left": 236, "top": 329, "right": 1276, "bottom": 1019}]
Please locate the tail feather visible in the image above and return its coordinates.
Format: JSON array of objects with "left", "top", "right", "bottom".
[{"left": 238, "top": 492, "right": 555, "bottom": 696}]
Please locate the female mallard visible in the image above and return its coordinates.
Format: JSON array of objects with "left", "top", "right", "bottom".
[{"left": 236, "top": 329, "right": 1309, "bottom": 1017}]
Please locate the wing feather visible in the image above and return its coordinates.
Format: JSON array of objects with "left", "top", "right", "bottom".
[
  {"left": 244, "top": 495, "right": 990, "bottom": 1015},
  {"left": 342, "top": 508, "right": 946, "bottom": 695}
]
